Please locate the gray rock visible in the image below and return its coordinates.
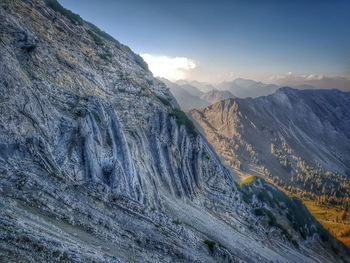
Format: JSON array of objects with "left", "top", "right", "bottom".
[{"left": 0, "top": 1, "right": 347, "bottom": 262}]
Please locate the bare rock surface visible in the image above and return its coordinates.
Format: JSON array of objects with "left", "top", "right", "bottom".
[{"left": 0, "top": 1, "right": 348, "bottom": 262}]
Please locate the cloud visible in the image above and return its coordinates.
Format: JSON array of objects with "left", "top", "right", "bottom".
[
  {"left": 269, "top": 73, "right": 327, "bottom": 81},
  {"left": 268, "top": 73, "right": 350, "bottom": 91},
  {"left": 141, "top": 54, "right": 197, "bottom": 81}
]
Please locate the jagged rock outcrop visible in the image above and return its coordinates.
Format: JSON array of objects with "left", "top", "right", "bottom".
[{"left": 0, "top": 1, "right": 348, "bottom": 262}]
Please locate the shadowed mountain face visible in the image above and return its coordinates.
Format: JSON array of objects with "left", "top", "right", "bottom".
[
  {"left": 176, "top": 79, "right": 216, "bottom": 93},
  {"left": 162, "top": 78, "right": 236, "bottom": 110},
  {"left": 164, "top": 78, "right": 278, "bottom": 110},
  {"left": 159, "top": 78, "right": 208, "bottom": 110},
  {"left": 0, "top": 1, "right": 349, "bottom": 262},
  {"left": 190, "top": 87, "right": 350, "bottom": 202},
  {"left": 200, "top": 89, "right": 236, "bottom": 104}
]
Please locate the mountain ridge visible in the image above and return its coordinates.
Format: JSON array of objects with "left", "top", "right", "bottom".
[
  {"left": 191, "top": 86, "right": 350, "bottom": 175},
  {"left": 216, "top": 78, "right": 279, "bottom": 98},
  {"left": 190, "top": 86, "right": 350, "bottom": 209}
]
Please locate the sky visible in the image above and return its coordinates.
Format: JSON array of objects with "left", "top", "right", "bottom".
[{"left": 59, "top": 0, "right": 350, "bottom": 86}]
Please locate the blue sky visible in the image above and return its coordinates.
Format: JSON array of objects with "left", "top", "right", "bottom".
[{"left": 59, "top": 0, "right": 350, "bottom": 83}]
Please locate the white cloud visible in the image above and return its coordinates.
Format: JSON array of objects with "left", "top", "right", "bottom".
[
  {"left": 141, "top": 53, "right": 197, "bottom": 81},
  {"left": 268, "top": 73, "right": 350, "bottom": 91},
  {"left": 269, "top": 73, "right": 329, "bottom": 81}
]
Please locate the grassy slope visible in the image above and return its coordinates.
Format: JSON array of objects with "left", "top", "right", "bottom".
[
  {"left": 261, "top": 175, "right": 350, "bottom": 248},
  {"left": 304, "top": 201, "right": 350, "bottom": 248},
  {"left": 239, "top": 175, "right": 256, "bottom": 187},
  {"left": 239, "top": 175, "right": 350, "bottom": 248}
]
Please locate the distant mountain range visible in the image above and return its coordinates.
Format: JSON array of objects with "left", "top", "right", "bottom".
[
  {"left": 163, "top": 77, "right": 350, "bottom": 111},
  {"left": 175, "top": 79, "right": 216, "bottom": 93},
  {"left": 160, "top": 78, "right": 208, "bottom": 109},
  {"left": 162, "top": 78, "right": 281, "bottom": 110},
  {"left": 161, "top": 78, "right": 236, "bottom": 110},
  {"left": 216, "top": 78, "right": 279, "bottom": 98},
  {"left": 200, "top": 89, "right": 236, "bottom": 104},
  {"left": 272, "top": 75, "right": 350, "bottom": 92}
]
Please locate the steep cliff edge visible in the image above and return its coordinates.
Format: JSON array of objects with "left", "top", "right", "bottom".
[{"left": 0, "top": 1, "right": 348, "bottom": 262}]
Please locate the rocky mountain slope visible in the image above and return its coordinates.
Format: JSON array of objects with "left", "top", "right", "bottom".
[
  {"left": 0, "top": 1, "right": 348, "bottom": 262},
  {"left": 190, "top": 87, "right": 350, "bottom": 204}
]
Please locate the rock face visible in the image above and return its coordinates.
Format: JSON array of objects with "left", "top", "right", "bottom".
[
  {"left": 0, "top": 1, "right": 348, "bottom": 262},
  {"left": 190, "top": 87, "right": 350, "bottom": 201}
]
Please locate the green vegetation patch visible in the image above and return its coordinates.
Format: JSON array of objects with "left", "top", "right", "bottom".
[
  {"left": 157, "top": 96, "right": 172, "bottom": 107},
  {"left": 88, "top": 30, "right": 104, "bottom": 46},
  {"left": 239, "top": 175, "right": 256, "bottom": 187},
  {"left": 44, "top": 0, "right": 83, "bottom": 25},
  {"left": 134, "top": 54, "right": 148, "bottom": 70},
  {"left": 92, "top": 111, "right": 102, "bottom": 124},
  {"left": 203, "top": 239, "right": 216, "bottom": 252},
  {"left": 99, "top": 51, "right": 113, "bottom": 61},
  {"left": 241, "top": 191, "right": 253, "bottom": 204},
  {"left": 254, "top": 207, "right": 298, "bottom": 247},
  {"left": 22, "top": 44, "right": 37, "bottom": 53},
  {"left": 86, "top": 22, "right": 148, "bottom": 70},
  {"left": 45, "top": 1, "right": 148, "bottom": 70},
  {"left": 170, "top": 109, "right": 198, "bottom": 138},
  {"left": 253, "top": 208, "right": 265, "bottom": 216},
  {"left": 172, "top": 219, "right": 182, "bottom": 225}
]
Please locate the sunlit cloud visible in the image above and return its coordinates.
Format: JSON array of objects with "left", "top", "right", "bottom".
[
  {"left": 141, "top": 53, "right": 197, "bottom": 81},
  {"left": 268, "top": 73, "right": 350, "bottom": 91},
  {"left": 269, "top": 72, "right": 328, "bottom": 81}
]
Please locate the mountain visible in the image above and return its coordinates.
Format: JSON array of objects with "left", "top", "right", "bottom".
[
  {"left": 162, "top": 79, "right": 236, "bottom": 110},
  {"left": 160, "top": 78, "right": 208, "bottom": 110},
  {"left": 190, "top": 87, "right": 350, "bottom": 194},
  {"left": 217, "top": 78, "right": 279, "bottom": 98},
  {"left": 161, "top": 78, "right": 204, "bottom": 97},
  {"left": 272, "top": 76, "right": 350, "bottom": 92},
  {"left": 176, "top": 79, "right": 216, "bottom": 93},
  {"left": 200, "top": 89, "right": 236, "bottom": 104},
  {"left": 0, "top": 1, "right": 348, "bottom": 262},
  {"left": 190, "top": 87, "right": 350, "bottom": 244}
]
